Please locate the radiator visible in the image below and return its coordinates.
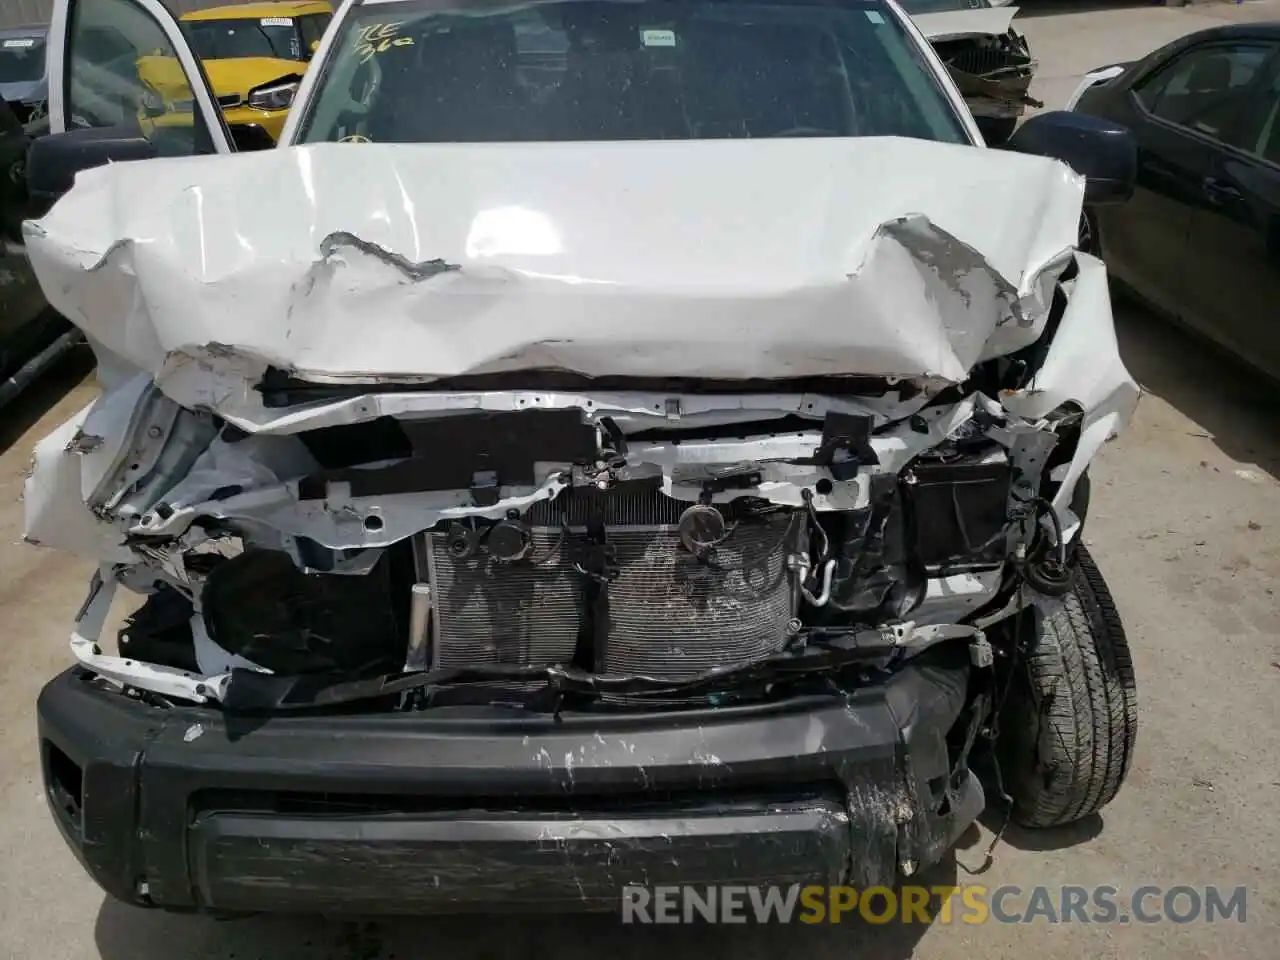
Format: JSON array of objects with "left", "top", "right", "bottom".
[
  {"left": 420, "top": 527, "right": 582, "bottom": 669},
  {"left": 418, "top": 488, "right": 800, "bottom": 679}
]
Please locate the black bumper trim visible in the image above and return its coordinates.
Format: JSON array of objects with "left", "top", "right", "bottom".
[{"left": 37, "top": 654, "right": 982, "bottom": 914}]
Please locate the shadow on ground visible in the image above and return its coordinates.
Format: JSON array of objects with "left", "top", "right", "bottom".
[
  {"left": 94, "top": 857, "right": 962, "bottom": 960},
  {"left": 974, "top": 808, "right": 1106, "bottom": 854},
  {"left": 1112, "top": 299, "right": 1280, "bottom": 481},
  {"left": 0, "top": 345, "right": 94, "bottom": 456},
  {"left": 1013, "top": 0, "right": 1186, "bottom": 20}
]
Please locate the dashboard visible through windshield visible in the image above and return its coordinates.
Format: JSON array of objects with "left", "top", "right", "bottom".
[
  {"left": 185, "top": 18, "right": 302, "bottom": 60},
  {"left": 0, "top": 34, "right": 47, "bottom": 84},
  {"left": 294, "top": 0, "right": 967, "bottom": 144}
]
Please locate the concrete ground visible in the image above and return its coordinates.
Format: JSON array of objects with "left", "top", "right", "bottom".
[{"left": 2, "top": 1, "right": 1278, "bottom": 957}]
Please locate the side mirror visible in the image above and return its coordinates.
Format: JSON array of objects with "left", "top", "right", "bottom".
[
  {"left": 26, "top": 126, "right": 156, "bottom": 205},
  {"left": 228, "top": 122, "right": 276, "bottom": 152},
  {"left": 1004, "top": 110, "right": 1137, "bottom": 206}
]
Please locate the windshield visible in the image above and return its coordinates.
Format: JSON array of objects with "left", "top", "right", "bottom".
[
  {"left": 185, "top": 18, "right": 301, "bottom": 60},
  {"left": 0, "top": 35, "right": 47, "bottom": 84},
  {"left": 295, "top": 0, "right": 967, "bottom": 144}
]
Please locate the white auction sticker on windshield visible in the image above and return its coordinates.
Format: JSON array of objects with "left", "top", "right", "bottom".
[
  {"left": 865, "top": 10, "right": 885, "bottom": 23},
  {"left": 641, "top": 29, "right": 676, "bottom": 47},
  {"left": 261, "top": 17, "right": 293, "bottom": 26},
  {"left": 3, "top": 38, "right": 37, "bottom": 48}
]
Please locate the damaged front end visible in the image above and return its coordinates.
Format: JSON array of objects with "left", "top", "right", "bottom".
[
  {"left": 48, "top": 381, "right": 1091, "bottom": 713},
  {"left": 935, "top": 29, "right": 1039, "bottom": 120},
  {"left": 912, "top": 6, "right": 1042, "bottom": 142},
  {"left": 25, "top": 138, "right": 1137, "bottom": 909}
]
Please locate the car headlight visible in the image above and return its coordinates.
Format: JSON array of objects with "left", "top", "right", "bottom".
[{"left": 247, "top": 79, "right": 299, "bottom": 112}]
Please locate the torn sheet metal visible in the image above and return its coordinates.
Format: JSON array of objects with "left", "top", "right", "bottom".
[
  {"left": 24, "top": 401, "right": 136, "bottom": 563},
  {"left": 914, "top": 7, "right": 1041, "bottom": 122},
  {"left": 948, "top": 66, "right": 1041, "bottom": 119},
  {"left": 1001, "top": 253, "right": 1141, "bottom": 515},
  {"left": 17, "top": 384, "right": 954, "bottom": 565},
  {"left": 193, "top": 387, "right": 931, "bottom": 438},
  {"left": 24, "top": 138, "right": 1083, "bottom": 417},
  {"left": 71, "top": 568, "right": 233, "bottom": 704},
  {"left": 118, "top": 395, "right": 980, "bottom": 552},
  {"left": 40, "top": 383, "right": 1116, "bottom": 705}
]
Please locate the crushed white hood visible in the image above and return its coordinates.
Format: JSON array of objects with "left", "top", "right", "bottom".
[
  {"left": 24, "top": 137, "right": 1082, "bottom": 410},
  {"left": 911, "top": 8, "right": 1019, "bottom": 42}
]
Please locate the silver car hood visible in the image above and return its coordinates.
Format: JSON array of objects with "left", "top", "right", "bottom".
[{"left": 25, "top": 137, "right": 1083, "bottom": 417}]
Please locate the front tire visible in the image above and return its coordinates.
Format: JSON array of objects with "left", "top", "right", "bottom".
[{"left": 1001, "top": 546, "right": 1138, "bottom": 828}]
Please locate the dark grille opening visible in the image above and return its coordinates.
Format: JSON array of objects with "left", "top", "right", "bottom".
[
  {"left": 193, "top": 782, "right": 847, "bottom": 820},
  {"left": 947, "top": 47, "right": 1021, "bottom": 76},
  {"left": 44, "top": 742, "right": 84, "bottom": 826},
  {"left": 933, "top": 36, "right": 1031, "bottom": 79}
]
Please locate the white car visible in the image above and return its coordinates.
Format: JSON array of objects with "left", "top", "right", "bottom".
[
  {"left": 903, "top": 0, "right": 1041, "bottom": 143},
  {"left": 25, "top": 0, "right": 1139, "bottom": 916}
]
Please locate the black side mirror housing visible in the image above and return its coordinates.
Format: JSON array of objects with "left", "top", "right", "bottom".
[
  {"left": 1004, "top": 110, "right": 1137, "bottom": 206},
  {"left": 228, "top": 122, "right": 276, "bottom": 152},
  {"left": 26, "top": 125, "right": 156, "bottom": 205}
]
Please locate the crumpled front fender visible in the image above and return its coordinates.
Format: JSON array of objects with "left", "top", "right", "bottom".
[{"left": 1001, "top": 253, "right": 1141, "bottom": 513}]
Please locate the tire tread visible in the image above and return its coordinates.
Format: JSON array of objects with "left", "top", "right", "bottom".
[{"left": 1011, "top": 546, "right": 1138, "bottom": 828}]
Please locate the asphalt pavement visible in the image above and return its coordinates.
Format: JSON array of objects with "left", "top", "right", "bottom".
[{"left": 0, "top": 2, "right": 1277, "bottom": 957}]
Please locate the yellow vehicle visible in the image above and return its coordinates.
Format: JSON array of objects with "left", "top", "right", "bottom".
[{"left": 177, "top": 1, "right": 334, "bottom": 143}]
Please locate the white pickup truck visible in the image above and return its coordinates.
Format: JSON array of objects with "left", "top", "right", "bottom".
[{"left": 24, "top": 0, "right": 1138, "bottom": 917}]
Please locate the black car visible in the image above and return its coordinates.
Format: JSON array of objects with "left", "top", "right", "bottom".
[
  {"left": 0, "top": 94, "right": 77, "bottom": 407},
  {"left": 1070, "top": 23, "right": 1280, "bottom": 382}
]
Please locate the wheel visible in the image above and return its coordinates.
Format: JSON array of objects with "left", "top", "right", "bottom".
[{"left": 1000, "top": 546, "right": 1138, "bottom": 828}]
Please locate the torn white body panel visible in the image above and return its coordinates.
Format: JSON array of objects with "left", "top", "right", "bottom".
[
  {"left": 133, "top": 393, "right": 980, "bottom": 550},
  {"left": 24, "top": 402, "right": 136, "bottom": 563},
  {"left": 26, "top": 138, "right": 1081, "bottom": 414},
  {"left": 26, "top": 385, "right": 979, "bottom": 557},
  {"left": 1002, "top": 253, "right": 1141, "bottom": 514}
]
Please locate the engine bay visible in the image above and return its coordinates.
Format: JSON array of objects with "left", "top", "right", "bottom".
[
  {"left": 53, "top": 381, "right": 1087, "bottom": 713},
  {"left": 19, "top": 136, "right": 1139, "bottom": 713}
]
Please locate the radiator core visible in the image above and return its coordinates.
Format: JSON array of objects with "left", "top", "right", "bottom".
[{"left": 418, "top": 488, "right": 800, "bottom": 679}]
